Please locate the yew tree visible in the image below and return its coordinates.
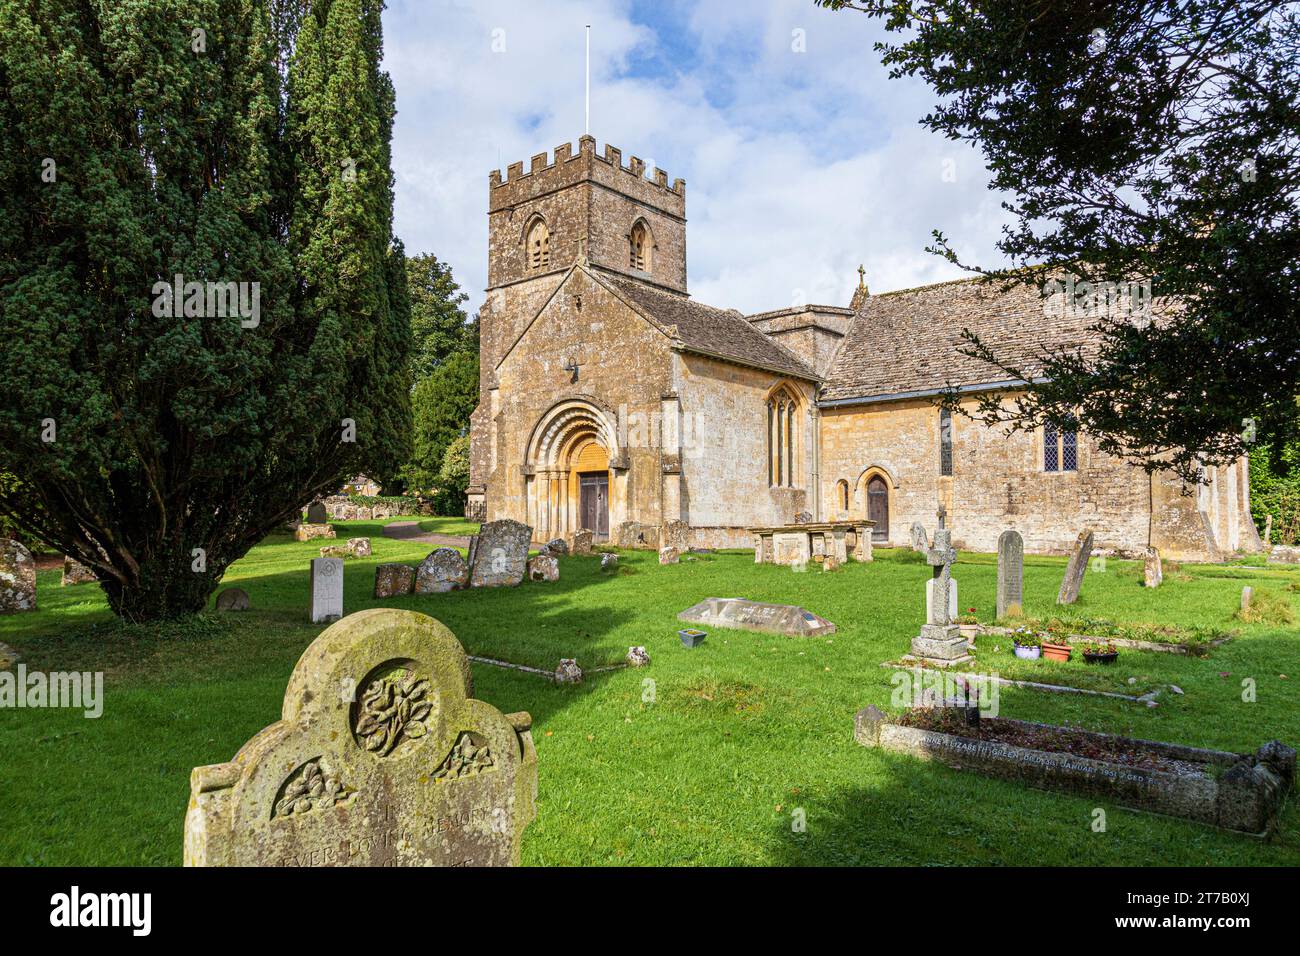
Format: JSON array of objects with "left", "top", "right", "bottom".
[{"left": 0, "top": 0, "right": 411, "bottom": 620}]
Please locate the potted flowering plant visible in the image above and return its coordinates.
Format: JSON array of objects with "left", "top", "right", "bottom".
[
  {"left": 1011, "top": 630, "right": 1041, "bottom": 660},
  {"left": 1080, "top": 640, "right": 1119, "bottom": 664},
  {"left": 957, "top": 608, "right": 980, "bottom": 641},
  {"left": 1041, "top": 635, "right": 1073, "bottom": 662}
]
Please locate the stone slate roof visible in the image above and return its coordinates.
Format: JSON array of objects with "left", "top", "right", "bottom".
[
  {"left": 607, "top": 276, "right": 820, "bottom": 381},
  {"left": 820, "top": 275, "right": 1107, "bottom": 403}
]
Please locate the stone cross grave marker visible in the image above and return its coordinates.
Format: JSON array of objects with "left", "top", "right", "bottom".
[
  {"left": 996, "top": 529, "right": 1024, "bottom": 618},
  {"left": 907, "top": 507, "right": 971, "bottom": 666},
  {"left": 311, "top": 556, "right": 344, "bottom": 624},
  {"left": 1056, "top": 529, "right": 1094, "bottom": 605},
  {"left": 184, "top": 608, "right": 538, "bottom": 866}
]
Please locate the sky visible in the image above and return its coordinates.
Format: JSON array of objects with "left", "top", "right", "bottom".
[{"left": 384, "top": 0, "right": 1014, "bottom": 315}]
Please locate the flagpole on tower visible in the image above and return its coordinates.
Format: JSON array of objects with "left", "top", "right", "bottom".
[{"left": 585, "top": 24, "right": 591, "bottom": 135}]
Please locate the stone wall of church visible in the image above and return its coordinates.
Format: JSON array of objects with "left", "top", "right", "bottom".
[
  {"left": 483, "top": 269, "right": 675, "bottom": 538},
  {"left": 817, "top": 392, "right": 1251, "bottom": 560},
  {"left": 677, "top": 353, "right": 817, "bottom": 548}
]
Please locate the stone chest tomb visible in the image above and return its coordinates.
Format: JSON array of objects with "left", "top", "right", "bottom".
[{"left": 184, "top": 608, "right": 538, "bottom": 866}]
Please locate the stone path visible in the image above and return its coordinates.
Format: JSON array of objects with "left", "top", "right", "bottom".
[{"left": 381, "top": 521, "right": 472, "bottom": 549}]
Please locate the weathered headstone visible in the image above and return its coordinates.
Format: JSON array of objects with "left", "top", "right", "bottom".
[
  {"left": 626, "top": 646, "right": 650, "bottom": 667},
  {"left": 658, "top": 545, "right": 680, "bottom": 565},
  {"left": 568, "top": 529, "right": 594, "bottom": 556},
  {"left": 215, "top": 587, "right": 250, "bottom": 612},
  {"left": 1144, "top": 547, "right": 1163, "bottom": 588},
  {"left": 0, "top": 539, "right": 36, "bottom": 613},
  {"left": 527, "top": 554, "right": 559, "bottom": 582},
  {"left": 61, "top": 556, "right": 97, "bottom": 586},
  {"left": 555, "top": 659, "right": 583, "bottom": 684},
  {"left": 320, "top": 545, "right": 350, "bottom": 559},
  {"left": 184, "top": 608, "right": 538, "bottom": 866},
  {"left": 853, "top": 524, "right": 874, "bottom": 562},
  {"left": 348, "top": 537, "right": 372, "bottom": 558},
  {"left": 1056, "top": 530, "right": 1094, "bottom": 605},
  {"left": 926, "top": 576, "right": 958, "bottom": 622},
  {"left": 907, "top": 507, "right": 970, "bottom": 666},
  {"left": 306, "top": 501, "right": 328, "bottom": 524},
  {"left": 374, "top": 563, "right": 416, "bottom": 598},
  {"left": 467, "top": 520, "right": 532, "bottom": 588},
  {"left": 415, "top": 548, "right": 469, "bottom": 594},
  {"left": 542, "top": 537, "right": 569, "bottom": 556},
  {"left": 910, "top": 522, "right": 929, "bottom": 552},
  {"left": 600, "top": 553, "right": 618, "bottom": 572},
  {"left": 996, "top": 530, "right": 1024, "bottom": 618},
  {"left": 296, "top": 523, "right": 336, "bottom": 542},
  {"left": 310, "top": 557, "right": 344, "bottom": 624},
  {"left": 661, "top": 520, "right": 689, "bottom": 552},
  {"left": 678, "top": 597, "right": 836, "bottom": 637}
]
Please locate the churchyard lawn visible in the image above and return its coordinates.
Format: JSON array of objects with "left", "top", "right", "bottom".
[{"left": 1, "top": 521, "right": 1298, "bottom": 866}]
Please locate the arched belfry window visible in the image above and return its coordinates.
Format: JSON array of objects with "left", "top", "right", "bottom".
[
  {"left": 526, "top": 217, "right": 550, "bottom": 270},
  {"left": 767, "top": 384, "right": 801, "bottom": 488},
  {"left": 629, "top": 221, "right": 651, "bottom": 272}
]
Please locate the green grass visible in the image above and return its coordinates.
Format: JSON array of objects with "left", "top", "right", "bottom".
[
  {"left": 415, "top": 516, "right": 481, "bottom": 537},
  {"left": 1, "top": 536, "right": 1299, "bottom": 866}
]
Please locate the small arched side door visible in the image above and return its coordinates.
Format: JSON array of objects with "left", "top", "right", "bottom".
[{"left": 867, "top": 476, "right": 889, "bottom": 543}]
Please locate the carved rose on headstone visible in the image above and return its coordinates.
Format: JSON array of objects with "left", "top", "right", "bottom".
[{"left": 355, "top": 673, "right": 432, "bottom": 756}]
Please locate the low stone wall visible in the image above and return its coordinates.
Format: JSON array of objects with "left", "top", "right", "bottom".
[{"left": 854, "top": 707, "right": 1295, "bottom": 837}]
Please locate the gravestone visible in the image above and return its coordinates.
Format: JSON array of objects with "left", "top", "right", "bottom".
[
  {"left": 215, "top": 587, "right": 250, "bottom": 612},
  {"left": 1144, "top": 547, "right": 1163, "bottom": 588},
  {"left": 658, "top": 546, "right": 680, "bottom": 565},
  {"left": 554, "top": 659, "right": 583, "bottom": 684},
  {"left": 348, "top": 538, "right": 371, "bottom": 558},
  {"left": 626, "top": 646, "right": 650, "bottom": 667},
  {"left": 996, "top": 530, "right": 1024, "bottom": 618},
  {"left": 910, "top": 523, "right": 929, "bottom": 552},
  {"left": 600, "top": 553, "right": 618, "bottom": 572},
  {"left": 296, "top": 524, "right": 336, "bottom": 542},
  {"left": 772, "top": 532, "right": 810, "bottom": 566},
  {"left": 0, "top": 539, "right": 36, "bottom": 613},
  {"left": 415, "top": 548, "right": 468, "bottom": 594},
  {"left": 1056, "top": 529, "right": 1094, "bottom": 605},
  {"left": 853, "top": 524, "right": 874, "bottom": 562},
  {"left": 907, "top": 507, "right": 970, "bottom": 666},
  {"left": 926, "top": 576, "right": 958, "bottom": 622},
  {"left": 184, "top": 608, "right": 538, "bottom": 866},
  {"left": 467, "top": 520, "right": 531, "bottom": 588},
  {"left": 310, "top": 557, "right": 344, "bottom": 624},
  {"left": 678, "top": 597, "right": 836, "bottom": 637},
  {"left": 374, "top": 563, "right": 416, "bottom": 598},
  {"left": 61, "top": 556, "right": 97, "bottom": 586},
  {"left": 661, "top": 520, "right": 689, "bottom": 552},
  {"left": 569, "top": 529, "right": 594, "bottom": 556},
  {"left": 306, "top": 501, "right": 328, "bottom": 524},
  {"left": 319, "top": 545, "right": 350, "bottom": 559},
  {"left": 542, "top": 537, "right": 568, "bottom": 557},
  {"left": 527, "top": 554, "right": 559, "bottom": 582}
]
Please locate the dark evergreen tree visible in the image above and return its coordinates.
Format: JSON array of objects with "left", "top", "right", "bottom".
[
  {"left": 0, "top": 0, "right": 411, "bottom": 620},
  {"left": 406, "top": 252, "right": 474, "bottom": 383}
]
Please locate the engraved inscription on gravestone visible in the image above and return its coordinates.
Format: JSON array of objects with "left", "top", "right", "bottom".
[
  {"left": 997, "top": 529, "right": 1024, "bottom": 618},
  {"left": 310, "top": 557, "right": 344, "bottom": 624}
]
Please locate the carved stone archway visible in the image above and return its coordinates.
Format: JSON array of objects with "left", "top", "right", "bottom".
[{"left": 525, "top": 398, "right": 624, "bottom": 541}]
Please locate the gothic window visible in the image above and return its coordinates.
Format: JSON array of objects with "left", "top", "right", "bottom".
[
  {"left": 767, "top": 385, "right": 801, "bottom": 488},
  {"left": 629, "top": 221, "right": 650, "bottom": 272},
  {"left": 526, "top": 218, "right": 550, "bottom": 270},
  {"left": 837, "top": 480, "right": 850, "bottom": 512},
  {"left": 939, "top": 408, "right": 953, "bottom": 476},
  {"left": 1044, "top": 419, "right": 1079, "bottom": 472}
]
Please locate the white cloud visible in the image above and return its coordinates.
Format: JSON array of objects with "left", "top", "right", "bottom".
[{"left": 385, "top": 0, "right": 1015, "bottom": 313}]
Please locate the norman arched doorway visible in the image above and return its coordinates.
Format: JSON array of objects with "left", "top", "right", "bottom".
[
  {"left": 867, "top": 476, "right": 889, "bottom": 543},
  {"left": 525, "top": 399, "right": 621, "bottom": 542}
]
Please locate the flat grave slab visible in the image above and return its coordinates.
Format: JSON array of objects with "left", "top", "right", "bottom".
[{"left": 677, "top": 597, "right": 836, "bottom": 637}]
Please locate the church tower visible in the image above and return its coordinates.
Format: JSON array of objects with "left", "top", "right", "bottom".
[{"left": 467, "top": 135, "right": 687, "bottom": 520}]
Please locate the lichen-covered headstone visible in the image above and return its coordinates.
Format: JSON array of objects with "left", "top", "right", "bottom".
[
  {"left": 600, "top": 553, "right": 618, "bottom": 572},
  {"left": 658, "top": 545, "right": 680, "bottom": 565},
  {"left": 310, "top": 557, "right": 344, "bottom": 624},
  {"left": 554, "top": 659, "right": 583, "bottom": 684},
  {"left": 0, "top": 539, "right": 35, "bottom": 613},
  {"left": 415, "top": 548, "right": 469, "bottom": 594},
  {"left": 527, "top": 554, "right": 558, "bottom": 582},
  {"left": 1056, "top": 530, "right": 1094, "bottom": 605},
  {"left": 626, "top": 646, "right": 650, "bottom": 667},
  {"left": 61, "top": 556, "right": 97, "bottom": 586},
  {"left": 467, "top": 520, "right": 531, "bottom": 588},
  {"left": 296, "top": 524, "right": 336, "bottom": 542},
  {"left": 348, "top": 538, "right": 372, "bottom": 558},
  {"left": 996, "top": 530, "right": 1024, "bottom": 618},
  {"left": 542, "top": 537, "right": 568, "bottom": 556},
  {"left": 184, "top": 608, "right": 538, "bottom": 866},
  {"left": 910, "top": 523, "right": 929, "bottom": 552},
  {"left": 1144, "top": 547, "right": 1163, "bottom": 588},
  {"left": 215, "top": 587, "right": 250, "bottom": 612},
  {"left": 374, "top": 563, "right": 416, "bottom": 598},
  {"left": 568, "top": 529, "right": 594, "bottom": 556}
]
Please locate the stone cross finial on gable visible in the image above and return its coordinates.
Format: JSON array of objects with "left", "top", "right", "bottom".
[{"left": 857, "top": 264, "right": 866, "bottom": 287}]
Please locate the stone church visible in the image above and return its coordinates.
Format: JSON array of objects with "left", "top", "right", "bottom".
[{"left": 467, "top": 136, "right": 1261, "bottom": 561}]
